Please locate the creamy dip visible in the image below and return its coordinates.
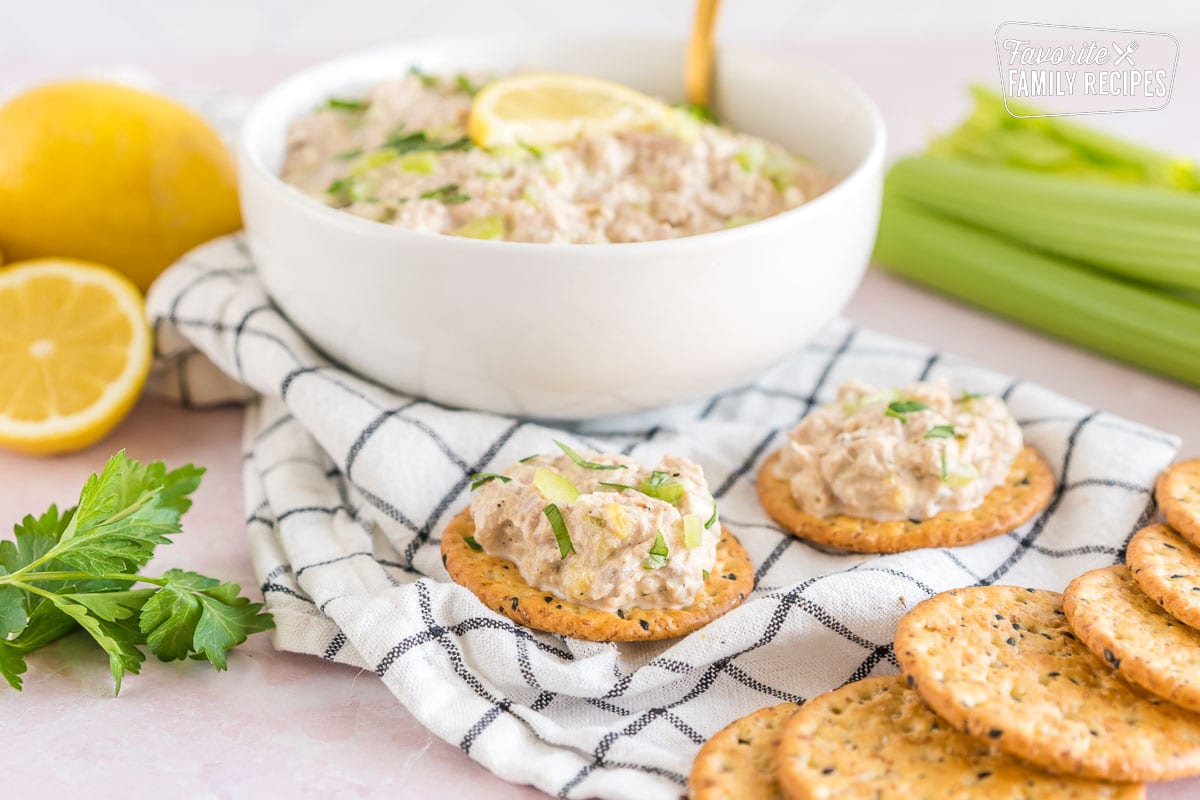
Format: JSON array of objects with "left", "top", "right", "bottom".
[
  {"left": 470, "top": 447, "right": 719, "bottom": 612},
  {"left": 773, "top": 380, "right": 1023, "bottom": 521},
  {"left": 281, "top": 71, "right": 833, "bottom": 243}
]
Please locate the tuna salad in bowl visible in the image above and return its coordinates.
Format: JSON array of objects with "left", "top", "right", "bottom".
[{"left": 238, "top": 35, "right": 885, "bottom": 417}]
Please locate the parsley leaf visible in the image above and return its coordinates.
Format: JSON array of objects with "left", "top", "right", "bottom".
[
  {"left": 643, "top": 530, "right": 670, "bottom": 570},
  {"left": 885, "top": 400, "right": 932, "bottom": 423},
  {"left": 0, "top": 451, "right": 273, "bottom": 694},
  {"left": 554, "top": 440, "right": 626, "bottom": 471},
  {"left": 924, "top": 425, "right": 956, "bottom": 439}
]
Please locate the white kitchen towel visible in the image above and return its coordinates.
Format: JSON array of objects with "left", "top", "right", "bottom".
[{"left": 147, "top": 233, "right": 1179, "bottom": 800}]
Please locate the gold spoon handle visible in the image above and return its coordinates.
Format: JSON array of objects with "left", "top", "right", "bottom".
[{"left": 685, "top": 0, "right": 722, "bottom": 107}]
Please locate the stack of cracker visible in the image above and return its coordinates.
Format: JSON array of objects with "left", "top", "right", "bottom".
[{"left": 689, "top": 458, "right": 1200, "bottom": 799}]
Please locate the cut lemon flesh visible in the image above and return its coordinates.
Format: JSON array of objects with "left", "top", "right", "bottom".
[
  {"left": 467, "top": 72, "right": 671, "bottom": 148},
  {"left": 0, "top": 258, "right": 150, "bottom": 455}
]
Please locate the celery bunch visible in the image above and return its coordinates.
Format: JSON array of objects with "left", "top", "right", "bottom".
[{"left": 874, "top": 88, "right": 1200, "bottom": 385}]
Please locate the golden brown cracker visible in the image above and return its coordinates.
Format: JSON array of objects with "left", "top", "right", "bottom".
[
  {"left": 775, "top": 675, "right": 1143, "bottom": 800},
  {"left": 440, "top": 508, "right": 753, "bottom": 642},
  {"left": 895, "top": 585, "right": 1200, "bottom": 782},
  {"left": 1127, "top": 523, "right": 1200, "bottom": 630},
  {"left": 756, "top": 445, "right": 1054, "bottom": 554},
  {"left": 1065, "top": 565, "right": 1200, "bottom": 714},
  {"left": 687, "top": 702, "right": 799, "bottom": 800},
  {"left": 1157, "top": 459, "right": 1200, "bottom": 548}
]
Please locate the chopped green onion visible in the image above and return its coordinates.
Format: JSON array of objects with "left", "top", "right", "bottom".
[
  {"left": 336, "top": 148, "right": 363, "bottom": 160},
  {"left": 924, "top": 425, "right": 956, "bottom": 439},
  {"left": 723, "top": 215, "right": 757, "bottom": 229},
  {"left": 639, "top": 471, "right": 686, "bottom": 504},
  {"left": 384, "top": 129, "right": 473, "bottom": 156},
  {"left": 349, "top": 149, "right": 398, "bottom": 176},
  {"left": 455, "top": 74, "right": 479, "bottom": 95},
  {"left": 673, "top": 101, "right": 719, "bottom": 124},
  {"left": 325, "top": 97, "right": 369, "bottom": 112},
  {"left": 420, "top": 183, "right": 471, "bottom": 204},
  {"left": 326, "top": 176, "right": 376, "bottom": 204},
  {"left": 554, "top": 440, "right": 626, "bottom": 471},
  {"left": 543, "top": 504, "right": 574, "bottom": 557},
  {"left": 534, "top": 468, "right": 579, "bottom": 505},
  {"left": 409, "top": 65, "right": 439, "bottom": 88},
  {"left": 519, "top": 454, "right": 539, "bottom": 463},
  {"left": 464, "top": 535, "right": 483, "bottom": 551},
  {"left": 886, "top": 400, "right": 931, "bottom": 423},
  {"left": 519, "top": 141, "right": 544, "bottom": 159},
  {"left": 960, "top": 391, "right": 983, "bottom": 401},
  {"left": 399, "top": 152, "right": 437, "bottom": 174},
  {"left": 704, "top": 501, "right": 718, "bottom": 529},
  {"left": 454, "top": 215, "right": 506, "bottom": 240},
  {"left": 683, "top": 515, "right": 702, "bottom": 549},
  {"left": 702, "top": 569, "right": 710, "bottom": 580},
  {"left": 598, "top": 482, "right": 635, "bottom": 492},
  {"left": 762, "top": 152, "right": 798, "bottom": 193},
  {"left": 643, "top": 530, "right": 669, "bottom": 570},
  {"left": 939, "top": 449, "right": 949, "bottom": 482},
  {"left": 735, "top": 143, "right": 767, "bottom": 174},
  {"left": 469, "top": 472, "right": 511, "bottom": 490},
  {"left": 945, "top": 462, "right": 979, "bottom": 489}
]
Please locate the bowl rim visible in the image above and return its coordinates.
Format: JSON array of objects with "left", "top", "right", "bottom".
[{"left": 239, "top": 32, "right": 887, "bottom": 254}]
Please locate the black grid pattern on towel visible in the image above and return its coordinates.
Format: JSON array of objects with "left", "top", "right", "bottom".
[{"left": 147, "top": 234, "right": 1180, "bottom": 800}]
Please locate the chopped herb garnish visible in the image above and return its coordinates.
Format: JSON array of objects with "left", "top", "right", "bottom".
[
  {"left": 420, "top": 183, "right": 471, "bottom": 204},
  {"left": 408, "top": 65, "right": 439, "bottom": 88},
  {"left": 924, "top": 425, "right": 956, "bottom": 439},
  {"left": 519, "top": 141, "right": 544, "bottom": 159},
  {"left": 383, "top": 129, "right": 473, "bottom": 156},
  {"left": 598, "top": 482, "right": 635, "bottom": 492},
  {"left": 554, "top": 440, "right": 626, "bottom": 471},
  {"left": 463, "top": 536, "right": 483, "bottom": 551},
  {"left": 683, "top": 515, "right": 702, "bottom": 549},
  {"left": 519, "top": 454, "right": 539, "bottom": 463},
  {"left": 960, "top": 391, "right": 983, "bottom": 401},
  {"left": 336, "top": 148, "right": 363, "bottom": 160},
  {"left": 674, "top": 101, "right": 719, "bottom": 124},
  {"left": 639, "top": 471, "right": 685, "bottom": 504},
  {"left": 885, "top": 400, "right": 932, "bottom": 423},
  {"left": 643, "top": 530, "right": 669, "bottom": 570},
  {"left": 939, "top": 448, "right": 949, "bottom": 482},
  {"left": 325, "top": 97, "right": 369, "bottom": 112},
  {"left": 705, "top": 501, "right": 719, "bottom": 529},
  {"left": 543, "top": 504, "right": 574, "bottom": 557},
  {"left": 455, "top": 74, "right": 479, "bottom": 95},
  {"left": 702, "top": 569, "right": 710, "bottom": 581},
  {"left": 469, "top": 472, "right": 511, "bottom": 490}
]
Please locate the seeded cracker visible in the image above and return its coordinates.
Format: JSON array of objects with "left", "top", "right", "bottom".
[
  {"left": 775, "top": 675, "right": 1143, "bottom": 799},
  {"left": 756, "top": 445, "right": 1054, "bottom": 553},
  {"left": 1157, "top": 459, "right": 1200, "bottom": 547},
  {"left": 895, "top": 586, "right": 1200, "bottom": 782},
  {"left": 1065, "top": 565, "right": 1200, "bottom": 714},
  {"left": 1127, "top": 523, "right": 1200, "bottom": 630},
  {"left": 440, "top": 508, "right": 753, "bottom": 641},
  {"left": 687, "top": 703, "right": 799, "bottom": 800}
]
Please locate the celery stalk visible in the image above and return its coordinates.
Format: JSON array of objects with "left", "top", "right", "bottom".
[
  {"left": 886, "top": 157, "right": 1200, "bottom": 291},
  {"left": 874, "top": 197, "right": 1200, "bottom": 386}
]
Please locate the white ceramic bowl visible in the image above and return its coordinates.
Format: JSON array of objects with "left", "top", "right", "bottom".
[{"left": 239, "top": 34, "right": 885, "bottom": 418}]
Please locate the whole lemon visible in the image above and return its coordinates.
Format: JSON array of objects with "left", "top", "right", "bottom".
[{"left": 0, "top": 81, "right": 241, "bottom": 292}]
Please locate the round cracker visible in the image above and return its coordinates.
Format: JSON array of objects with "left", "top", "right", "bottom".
[
  {"left": 1127, "top": 523, "right": 1200, "bottom": 630},
  {"left": 1157, "top": 459, "right": 1200, "bottom": 548},
  {"left": 776, "top": 675, "right": 1143, "bottom": 800},
  {"left": 1065, "top": 565, "right": 1200, "bottom": 714},
  {"left": 687, "top": 702, "right": 799, "bottom": 800},
  {"left": 756, "top": 445, "right": 1054, "bottom": 554},
  {"left": 895, "top": 586, "right": 1200, "bottom": 782},
  {"left": 440, "top": 508, "right": 753, "bottom": 641}
]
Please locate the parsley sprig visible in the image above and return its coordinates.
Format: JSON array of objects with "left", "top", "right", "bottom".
[{"left": 0, "top": 451, "right": 273, "bottom": 694}]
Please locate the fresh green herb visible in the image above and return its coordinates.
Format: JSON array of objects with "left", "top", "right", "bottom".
[
  {"left": 960, "top": 391, "right": 983, "bottom": 401},
  {"left": 554, "top": 440, "right": 626, "bottom": 471},
  {"left": 455, "top": 74, "right": 479, "bottom": 95},
  {"left": 704, "top": 501, "right": 718, "bottom": 530},
  {"left": 336, "top": 148, "right": 364, "bottom": 161},
  {"left": 702, "top": 569, "right": 710, "bottom": 581},
  {"left": 939, "top": 448, "right": 949, "bottom": 482},
  {"left": 682, "top": 515, "right": 702, "bottom": 550},
  {"left": 453, "top": 215, "right": 506, "bottom": 240},
  {"left": 674, "top": 101, "right": 719, "bottom": 125},
  {"left": 598, "top": 482, "right": 635, "bottom": 492},
  {"left": 325, "top": 97, "right": 369, "bottom": 112},
  {"left": 383, "top": 129, "right": 473, "bottom": 156},
  {"left": 519, "top": 141, "right": 544, "bottom": 159},
  {"left": 420, "top": 183, "right": 471, "bottom": 204},
  {"left": 326, "top": 176, "right": 376, "bottom": 204},
  {"left": 543, "top": 504, "right": 574, "bottom": 558},
  {"left": 399, "top": 152, "right": 437, "bottom": 174},
  {"left": 638, "top": 471, "right": 686, "bottom": 505},
  {"left": 924, "top": 425, "right": 956, "bottom": 439},
  {"left": 469, "top": 473, "right": 511, "bottom": 490},
  {"left": 463, "top": 536, "right": 483, "bottom": 551},
  {"left": 533, "top": 469, "right": 580, "bottom": 506},
  {"left": 643, "top": 530, "right": 670, "bottom": 570},
  {"left": 408, "top": 65, "right": 439, "bottom": 88},
  {"left": 885, "top": 400, "right": 932, "bottom": 423},
  {"left": 519, "top": 454, "right": 539, "bottom": 463},
  {"left": 0, "top": 451, "right": 273, "bottom": 694}
]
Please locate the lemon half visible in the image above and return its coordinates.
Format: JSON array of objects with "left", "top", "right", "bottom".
[{"left": 0, "top": 259, "right": 151, "bottom": 455}]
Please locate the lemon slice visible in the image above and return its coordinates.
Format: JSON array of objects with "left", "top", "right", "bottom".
[
  {"left": 467, "top": 72, "right": 671, "bottom": 148},
  {"left": 0, "top": 259, "right": 151, "bottom": 455}
]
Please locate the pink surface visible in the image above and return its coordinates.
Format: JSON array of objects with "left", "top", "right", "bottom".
[{"left": 3, "top": 34, "right": 1200, "bottom": 799}]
